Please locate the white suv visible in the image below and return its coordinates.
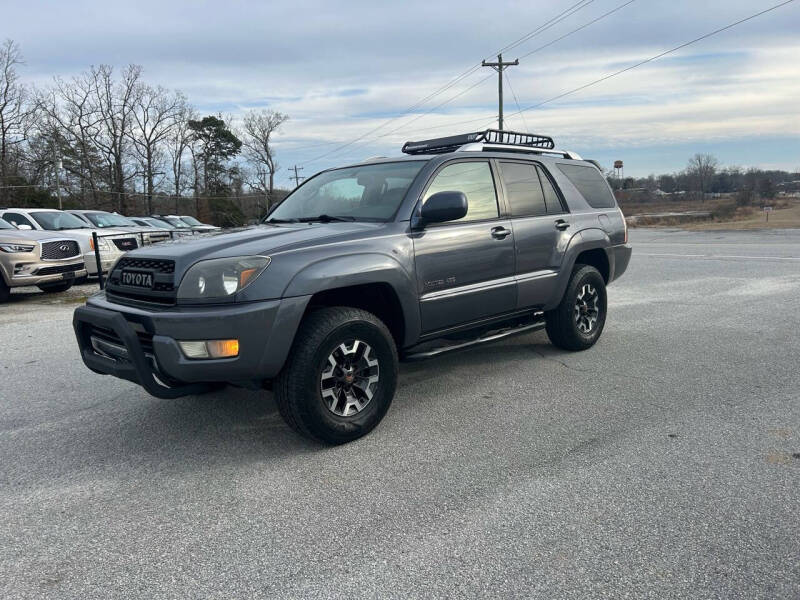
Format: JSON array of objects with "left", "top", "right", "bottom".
[{"left": 0, "top": 208, "right": 138, "bottom": 276}]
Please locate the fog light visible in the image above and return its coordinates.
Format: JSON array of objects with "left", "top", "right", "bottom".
[{"left": 178, "top": 339, "right": 239, "bottom": 360}]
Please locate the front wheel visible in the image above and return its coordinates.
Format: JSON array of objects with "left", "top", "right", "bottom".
[
  {"left": 545, "top": 264, "right": 607, "bottom": 351},
  {"left": 0, "top": 278, "right": 9, "bottom": 303},
  {"left": 274, "top": 307, "right": 398, "bottom": 444}
]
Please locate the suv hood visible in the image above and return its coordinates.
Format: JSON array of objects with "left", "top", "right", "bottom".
[
  {"left": 127, "top": 222, "right": 384, "bottom": 265},
  {"left": 0, "top": 229, "right": 77, "bottom": 242}
]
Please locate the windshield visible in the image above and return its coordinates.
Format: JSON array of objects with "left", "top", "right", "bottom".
[
  {"left": 267, "top": 161, "right": 425, "bottom": 222},
  {"left": 180, "top": 216, "right": 203, "bottom": 226},
  {"left": 31, "top": 211, "right": 91, "bottom": 230},
  {"left": 85, "top": 212, "right": 136, "bottom": 228},
  {"left": 141, "top": 218, "right": 173, "bottom": 229},
  {"left": 162, "top": 216, "right": 190, "bottom": 228},
  {"left": 0, "top": 217, "right": 15, "bottom": 230}
]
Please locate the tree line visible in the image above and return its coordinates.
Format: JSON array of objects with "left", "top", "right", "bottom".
[
  {"left": 0, "top": 40, "right": 288, "bottom": 226},
  {"left": 608, "top": 153, "right": 799, "bottom": 204}
]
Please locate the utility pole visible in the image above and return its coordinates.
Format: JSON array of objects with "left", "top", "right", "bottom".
[
  {"left": 290, "top": 165, "right": 304, "bottom": 188},
  {"left": 481, "top": 53, "right": 519, "bottom": 131}
]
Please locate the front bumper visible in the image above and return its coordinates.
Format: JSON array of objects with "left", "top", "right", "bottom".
[
  {"left": 73, "top": 293, "right": 309, "bottom": 399},
  {"left": 6, "top": 262, "right": 87, "bottom": 287},
  {"left": 84, "top": 251, "right": 120, "bottom": 276}
]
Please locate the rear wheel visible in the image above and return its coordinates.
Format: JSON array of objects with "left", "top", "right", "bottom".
[
  {"left": 545, "top": 264, "right": 607, "bottom": 351},
  {"left": 37, "top": 281, "right": 74, "bottom": 293},
  {"left": 274, "top": 307, "right": 398, "bottom": 444}
]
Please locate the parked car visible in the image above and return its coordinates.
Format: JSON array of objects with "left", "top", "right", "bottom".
[
  {"left": 176, "top": 215, "right": 220, "bottom": 232},
  {"left": 0, "top": 208, "right": 138, "bottom": 277},
  {"left": 0, "top": 217, "right": 86, "bottom": 302},
  {"left": 153, "top": 214, "right": 219, "bottom": 233},
  {"left": 74, "top": 129, "right": 631, "bottom": 444},
  {"left": 66, "top": 210, "right": 172, "bottom": 244},
  {"left": 129, "top": 216, "right": 194, "bottom": 237}
]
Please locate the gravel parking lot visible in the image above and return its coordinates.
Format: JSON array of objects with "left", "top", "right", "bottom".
[{"left": 1, "top": 228, "right": 798, "bottom": 599}]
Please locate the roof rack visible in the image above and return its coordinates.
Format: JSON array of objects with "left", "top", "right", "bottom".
[{"left": 402, "top": 128, "right": 555, "bottom": 155}]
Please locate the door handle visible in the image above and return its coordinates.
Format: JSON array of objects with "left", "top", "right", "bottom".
[
  {"left": 491, "top": 226, "right": 512, "bottom": 239},
  {"left": 555, "top": 219, "right": 570, "bottom": 231}
]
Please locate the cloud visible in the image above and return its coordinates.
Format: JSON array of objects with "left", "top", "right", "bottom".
[{"left": 5, "top": 0, "right": 799, "bottom": 180}]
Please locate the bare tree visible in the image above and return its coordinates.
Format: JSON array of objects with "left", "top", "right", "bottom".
[
  {"left": 129, "top": 85, "right": 186, "bottom": 214},
  {"left": 686, "top": 153, "right": 718, "bottom": 201},
  {"left": 166, "top": 101, "right": 196, "bottom": 211},
  {"left": 0, "top": 40, "right": 36, "bottom": 204},
  {"left": 90, "top": 64, "right": 141, "bottom": 213},
  {"left": 241, "top": 109, "right": 288, "bottom": 208}
]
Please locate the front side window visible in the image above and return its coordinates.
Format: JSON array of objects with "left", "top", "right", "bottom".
[
  {"left": 557, "top": 163, "right": 616, "bottom": 209},
  {"left": 268, "top": 161, "right": 426, "bottom": 222},
  {"left": 499, "top": 161, "right": 547, "bottom": 217},
  {"left": 3, "top": 213, "right": 35, "bottom": 228},
  {"left": 423, "top": 161, "right": 498, "bottom": 223},
  {"left": 0, "top": 217, "right": 15, "bottom": 229}
]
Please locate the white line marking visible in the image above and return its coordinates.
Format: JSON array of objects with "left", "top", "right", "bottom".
[{"left": 641, "top": 253, "right": 800, "bottom": 261}]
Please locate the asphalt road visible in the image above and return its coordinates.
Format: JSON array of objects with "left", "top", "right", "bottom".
[{"left": 1, "top": 228, "right": 799, "bottom": 599}]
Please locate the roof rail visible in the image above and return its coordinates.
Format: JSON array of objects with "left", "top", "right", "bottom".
[
  {"left": 457, "top": 143, "right": 582, "bottom": 160},
  {"left": 402, "top": 128, "right": 554, "bottom": 155}
]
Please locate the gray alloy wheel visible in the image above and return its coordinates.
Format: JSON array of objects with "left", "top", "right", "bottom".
[
  {"left": 575, "top": 283, "right": 600, "bottom": 334},
  {"left": 320, "top": 339, "right": 380, "bottom": 417}
]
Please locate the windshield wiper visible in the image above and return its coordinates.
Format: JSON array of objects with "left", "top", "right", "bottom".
[
  {"left": 265, "top": 217, "right": 298, "bottom": 224},
  {"left": 297, "top": 214, "right": 356, "bottom": 223}
]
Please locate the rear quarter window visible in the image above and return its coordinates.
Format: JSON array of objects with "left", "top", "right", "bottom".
[{"left": 557, "top": 163, "right": 616, "bottom": 209}]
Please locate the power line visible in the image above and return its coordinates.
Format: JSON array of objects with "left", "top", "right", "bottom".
[
  {"left": 302, "top": 0, "right": 637, "bottom": 164},
  {"left": 349, "top": 0, "right": 797, "bottom": 146},
  {"left": 504, "top": 0, "right": 797, "bottom": 120},
  {"left": 503, "top": 70, "right": 529, "bottom": 131},
  {"left": 300, "top": 0, "right": 597, "bottom": 163}
]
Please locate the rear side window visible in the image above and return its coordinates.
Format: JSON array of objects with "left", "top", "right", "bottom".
[
  {"left": 423, "top": 161, "right": 499, "bottom": 222},
  {"left": 557, "top": 163, "right": 616, "bottom": 209},
  {"left": 537, "top": 166, "right": 565, "bottom": 214},
  {"left": 499, "top": 161, "right": 546, "bottom": 217}
]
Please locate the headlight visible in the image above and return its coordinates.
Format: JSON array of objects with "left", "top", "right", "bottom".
[
  {"left": 177, "top": 256, "right": 270, "bottom": 300},
  {"left": 89, "top": 236, "right": 112, "bottom": 251},
  {"left": 0, "top": 243, "right": 35, "bottom": 253}
]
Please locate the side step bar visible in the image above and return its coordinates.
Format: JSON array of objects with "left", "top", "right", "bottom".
[{"left": 402, "top": 315, "right": 546, "bottom": 361}]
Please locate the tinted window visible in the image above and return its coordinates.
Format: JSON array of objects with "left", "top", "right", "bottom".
[
  {"left": 0, "top": 217, "right": 16, "bottom": 229},
  {"left": 3, "top": 213, "right": 35, "bottom": 228},
  {"left": 537, "top": 166, "right": 565, "bottom": 214},
  {"left": 423, "top": 161, "right": 498, "bottom": 222},
  {"left": 499, "top": 161, "right": 546, "bottom": 217},
  {"left": 557, "top": 164, "right": 616, "bottom": 208}
]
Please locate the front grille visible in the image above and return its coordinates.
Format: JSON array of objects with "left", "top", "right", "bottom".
[
  {"left": 35, "top": 262, "right": 84, "bottom": 276},
  {"left": 115, "top": 257, "right": 175, "bottom": 273},
  {"left": 41, "top": 240, "right": 80, "bottom": 260},
  {"left": 88, "top": 323, "right": 154, "bottom": 355},
  {"left": 112, "top": 237, "right": 139, "bottom": 251},
  {"left": 146, "top": 232, "right": 171, "bottom": 244}
]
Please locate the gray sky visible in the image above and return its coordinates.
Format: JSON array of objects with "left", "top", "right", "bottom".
[{"left": 5, "top": 0, "right": 800, "bottom": 184}]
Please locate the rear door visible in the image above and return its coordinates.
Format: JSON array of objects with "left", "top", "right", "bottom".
[
  {"left": 412, "top": 159, "right": 516, "bottom": 333},
  {"left": 496, "top": 160, "right": 571, "bottom": 308}
]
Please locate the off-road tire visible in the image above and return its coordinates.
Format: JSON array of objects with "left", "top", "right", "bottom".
[
  {"left": 0, "top": 278, "right": 9, "bottom": 303},
  {"left": 545, "top": 264, "right": 607, "bottom": 351},
  {"left": 274, "top": 307, "right": 398, "bottom": 444},
  {"left": 37, "top": 281, "right": 74, "bottom": 293}
]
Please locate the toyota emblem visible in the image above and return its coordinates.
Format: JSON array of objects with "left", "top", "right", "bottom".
[{"left": 59, "top": 244, "right": 70, "bottom": 252}]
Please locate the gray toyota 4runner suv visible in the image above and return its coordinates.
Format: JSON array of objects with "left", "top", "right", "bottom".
[{"left": 74, "top": 129, "right": 631, "bottom": 444}]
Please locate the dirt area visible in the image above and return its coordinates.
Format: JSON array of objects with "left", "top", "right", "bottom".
[{"left": 621, "top": 197, "right": 800, "bottom": 230}]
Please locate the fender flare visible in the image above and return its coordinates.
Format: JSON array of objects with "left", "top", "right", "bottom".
[
  {"left": 283, "top": 253, "right": 421, "bottom": 347},
  {"left": 547, "top": 228, "right": 612, "bottom": 310}
]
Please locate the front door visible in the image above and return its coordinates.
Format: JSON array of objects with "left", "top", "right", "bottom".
[{"left": 412, "top": 160, "right": 516, "bottom": 333}]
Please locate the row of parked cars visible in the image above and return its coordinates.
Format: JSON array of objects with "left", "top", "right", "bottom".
[{"left": 0, "top": 208, "right": 218, "bottom": 302}]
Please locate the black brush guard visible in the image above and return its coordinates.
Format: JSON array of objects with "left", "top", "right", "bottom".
[{"left": 73, "top": 305, "right": 211, "bottom": 399}]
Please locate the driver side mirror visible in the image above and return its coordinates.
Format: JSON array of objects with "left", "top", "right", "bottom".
[
  {"left": 418, "top": 191, "right": 468, "bottom": 227},
  {"left": 16, "top": 224, "right": 33, "bottom": 230}
]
